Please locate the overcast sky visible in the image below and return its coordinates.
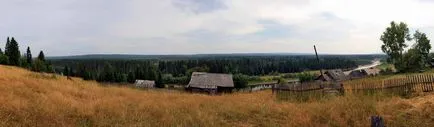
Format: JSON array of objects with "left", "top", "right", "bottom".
[{"left": 1, "top": 0, "right": 434, "bottom": 56}]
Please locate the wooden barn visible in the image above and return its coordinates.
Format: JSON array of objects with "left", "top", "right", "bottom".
[
  {"left": 316, "top": 69, "right": 348, "bottom": 82},
  {"left": 186, "top": 72, "right": 234, "bottom": 94},
  {"left": 134, "top": 80, "right": 155, "bottom": 88}
]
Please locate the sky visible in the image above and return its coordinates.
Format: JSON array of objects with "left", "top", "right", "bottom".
[{"left": 1, "top": 0, "right": 434, "bottom": 56}]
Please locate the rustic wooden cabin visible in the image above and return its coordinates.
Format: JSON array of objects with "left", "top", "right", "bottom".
[
  {"left": 135, "top": 80, "right": 155, "bottom": 88},
  {"left": 186, "top": 72, "right": 234, "bottom": 94}
]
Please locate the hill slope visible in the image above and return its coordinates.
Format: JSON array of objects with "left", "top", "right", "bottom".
[{"left": 0, "top": 65, "right": 433, "bottom": 127}]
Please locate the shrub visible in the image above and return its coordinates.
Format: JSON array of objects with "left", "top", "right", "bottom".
[
  {"left": 0, "top": 54, "right": 9, "bottom": 65},
  {"left": 296, "top": 72, "right": 316, "bottom": 83},
  {"left": 233, "top": 74, "right": 249, "bottom": 89}
]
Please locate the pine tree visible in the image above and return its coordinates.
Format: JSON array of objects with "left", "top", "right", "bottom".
[
  {"left": 37, "top": 51, "right": 45, "bottom": 62},
  {"left": 5, "top": 37, "right": 21, "bottom": 66},
  {"left": 26, "top": 47, "right": 32, "bottom": 65},
  {"left": 4, "top": 37, "right": 10, "bottom": 55},
  {"left": 0, "top": 48, "right": 3, "bottom": 55}
]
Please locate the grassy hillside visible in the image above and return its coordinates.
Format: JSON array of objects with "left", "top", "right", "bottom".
[{"left": 0, "top": 65, "right": 433, "bottom": 127}]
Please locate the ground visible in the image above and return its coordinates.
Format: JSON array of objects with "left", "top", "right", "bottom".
[{"left": 0, "top": 65, "right": 433, "bottom": 127}]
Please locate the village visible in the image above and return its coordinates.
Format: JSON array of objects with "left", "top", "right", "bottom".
[{"left": 133, "top": 59, "right": 433, "bottom": 95}]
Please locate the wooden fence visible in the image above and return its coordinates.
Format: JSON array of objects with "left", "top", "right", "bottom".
[
  {"left": 275, "top": 74, "right": 434, "bottom": 101},
  {"left": 344, "top": 74, "right": 434, "bottom": 97},
  {"left": 405, "top": 74, "right": 434, "bottom": 92},
  {"left": 273, "top": 82, "right": 344, "bottom": 101}
]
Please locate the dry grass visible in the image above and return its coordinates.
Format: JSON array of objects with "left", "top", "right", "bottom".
[{"left": 0, "top": 65, "right": 433, "bottom": 127}]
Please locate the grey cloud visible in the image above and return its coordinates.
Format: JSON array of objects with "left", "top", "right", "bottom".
[
  {"left": 0, "top": 0, "right": 129, "bottom": 55},
  {"left": 0, "top": 0, "right": 432, "bottom": 55},
  {"left": 172, "top": 0, "right": 226, "bottom": 14}
]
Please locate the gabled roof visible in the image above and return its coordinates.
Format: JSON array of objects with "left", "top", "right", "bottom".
[
  {"left": 317, "top": 69, "right": 348, "bottom": 82},
  {"left": 187, "top": 72, "right": 234, "bottom": 89},
  {"left": 326, "top": 69, "right": 347, "bottom": 81}
]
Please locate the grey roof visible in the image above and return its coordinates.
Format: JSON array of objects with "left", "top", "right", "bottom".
[
  {"left": 317, "top": 69, "right": 348, "bottom": 82},
  {"left": 187, "top": 72, "right": 234, "bottom": 89},
  {"left": 135, "top": 80, "right": 155, "bottom": 88}
]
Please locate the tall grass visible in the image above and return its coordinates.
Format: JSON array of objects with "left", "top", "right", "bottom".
[{"left": 0, "top": 65, "right": 433, "bottom": 127}]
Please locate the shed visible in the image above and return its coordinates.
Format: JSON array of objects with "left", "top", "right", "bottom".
[
  {"left": 186, "top": 72, "right": 234, "bottom": 94},
  {"left": 135, "top": 80, "right": 155, "bottom": 88}
]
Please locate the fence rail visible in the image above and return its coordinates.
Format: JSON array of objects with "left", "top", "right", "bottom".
[
  {"left": 273, "top": 82, "right": 344, "bottom": 101},
  {"left": 344, "top": 74, "right": 434, "bottom": 94},
  {"left": 275, "top": 74, "right": 434, "bottom": 101}
]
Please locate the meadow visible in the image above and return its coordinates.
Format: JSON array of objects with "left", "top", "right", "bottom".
[{"left": 0, "top": 65, "right": 433, "bottom": 127}]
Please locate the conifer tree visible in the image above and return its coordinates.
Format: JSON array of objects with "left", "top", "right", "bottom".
[
  {"left": 4, "top": 37, "right": 10, "bottom": 55},
  {"left": 26, "top": 47, "right": 32, "bottom": 65},
  {"left": 0, "top": 48, "right": 3, "bottom": 55},
  {"left": 37, "top": 51, "right": 45, "bottom": 62},
  {"left": 5, "top": 37, "right": 21, "bottom": 66}
]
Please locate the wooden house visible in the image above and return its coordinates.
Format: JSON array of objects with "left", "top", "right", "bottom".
[{"left": 186, "top": 72, "right": 234, "bottom": 94}]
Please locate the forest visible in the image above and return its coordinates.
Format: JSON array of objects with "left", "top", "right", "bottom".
[{"left": 49, "top": 54, "right": 382, "bottom": 87}]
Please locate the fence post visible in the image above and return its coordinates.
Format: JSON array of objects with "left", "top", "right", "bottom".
[{"left": 371, "top": 115, "right": 385, "bottom": 127}]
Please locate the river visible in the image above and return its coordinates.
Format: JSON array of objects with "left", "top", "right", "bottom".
[{"left": 344, "top": 59, "right": 382, "bottom": 74}]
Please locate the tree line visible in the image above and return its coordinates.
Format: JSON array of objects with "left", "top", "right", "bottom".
[
  {"left": 50, "top": 55, "right": 362, "bottom": 88},
  {"left": 0, "top": 37, "right": 53, "bottom": 72}
]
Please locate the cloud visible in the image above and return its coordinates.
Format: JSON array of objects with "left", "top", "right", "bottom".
[
  {"left": 172, "top": 0, "right": 227, "bottom": 14},
  {"left": 0, "top": 0, "right": 434, "bottom": 55}
]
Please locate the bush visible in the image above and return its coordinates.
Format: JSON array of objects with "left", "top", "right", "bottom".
[
  {"left": 0, "top": 54, "right": 9, "bottom": 65},
  {"left": 296, "top": 72, "right": 316, "bottom": 83},
  {"left": 162, "top": 74, "right": 189, "bottom": 85},
  {"left": 380, "top": 68, "right": 394, "bottom": 75},
  {"left": 282, "top": 73, "right": 296, "bottom": 79},
  {"left": 31, "top": 59, "right": 47, "bottom": 72},
  {"left": 233, "top": 74, "right": 249, "bottom": 89}
]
